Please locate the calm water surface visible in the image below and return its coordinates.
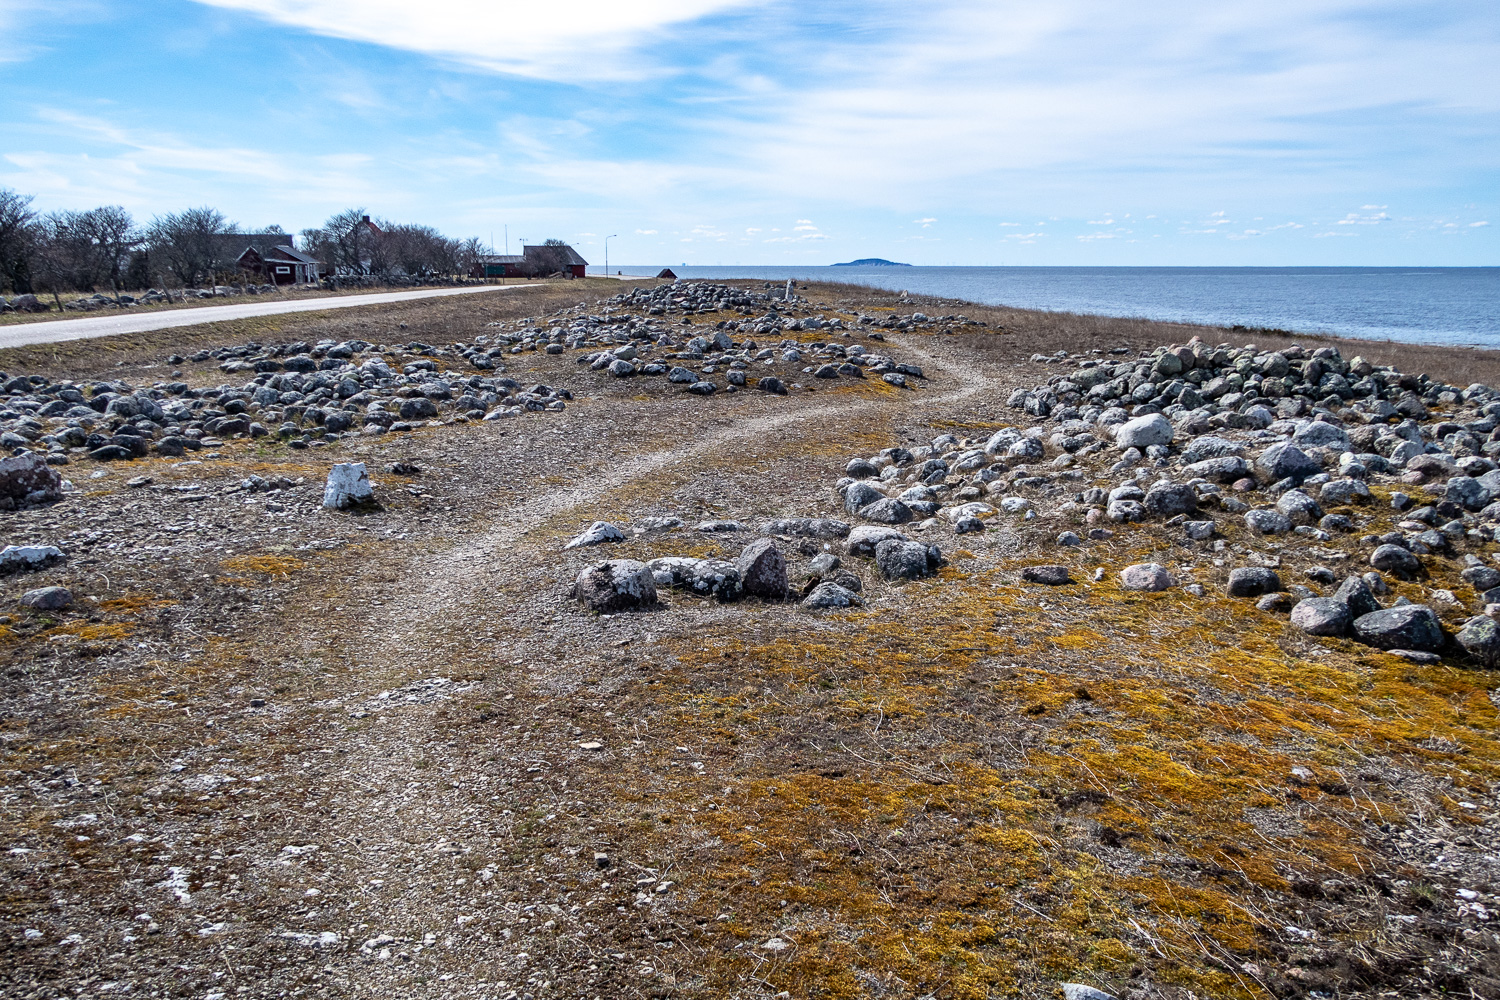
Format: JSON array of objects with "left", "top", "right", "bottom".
[{"left": 603, "top": 266, "right": 1499, "bottom": 348}]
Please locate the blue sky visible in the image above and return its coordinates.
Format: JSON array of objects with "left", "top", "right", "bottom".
[{"left": 1, "top": 0, "right": 1496, "bottom": 266}]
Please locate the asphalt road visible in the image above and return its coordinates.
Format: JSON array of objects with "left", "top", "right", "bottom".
[{"left": 0, "top": 284, "right": 540, "bottom": 351}]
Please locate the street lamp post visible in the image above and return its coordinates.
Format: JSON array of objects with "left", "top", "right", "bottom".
[{"left": 605, "top": 234, "right": 617, "bottom": 277}]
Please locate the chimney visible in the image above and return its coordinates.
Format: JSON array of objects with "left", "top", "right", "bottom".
[{"left": 361, "top": 215, "right": 371, "bottom": 225}]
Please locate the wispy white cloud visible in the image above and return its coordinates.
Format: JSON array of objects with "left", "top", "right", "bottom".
[
  {"left": 189, "top": 0, "right": 757, "bottom": 81},
  {"left": 1336, "top": 210, "right": 1389, "bottom": 225}
]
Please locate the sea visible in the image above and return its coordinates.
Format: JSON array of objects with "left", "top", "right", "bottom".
[{"left": 602, "top": 266, "right": 1500, "bottom": 348}]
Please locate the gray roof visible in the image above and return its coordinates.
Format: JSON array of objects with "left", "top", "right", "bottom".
[
  {"left": 477, "top": 254, "right": 525, "bottom": 265},
  {"left": 264, "top": 246, "right": 322, "bottom": 264},
  {"left": 523, "top": 244, "right": 588, "bottom": 266}
]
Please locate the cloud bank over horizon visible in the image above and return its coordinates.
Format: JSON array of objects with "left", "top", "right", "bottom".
[{"left": 0, "top": 0, "right": 1495, "bottom": 265}]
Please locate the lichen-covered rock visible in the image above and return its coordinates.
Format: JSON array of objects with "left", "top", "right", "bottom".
[
  {"left": 874, "top": 538, "right": 939, "bottom": 580},
  {"left": 1456, "top": 615, "right": 1500, "bottom": 664},
  {"left": 1444, "top": 475, "right": 1492, "bottom": 512},
  {"left": 564, "top": 521, "right": 625, "bottom": 549},
  {"left": 1369, "top": 543, "right": 1420, "bottom": 578},
  {"left": 842, "top": 481, "right": 883, "bottom": 513},
  {"left": 1290, "top": 597, "right": 1351, "bottom": 637},
  {"left": 0, "top": 452, "right": 63, "bottom": 505},
  {"left": 1352, "top": 604, "right": 1444, "bottom": 651},
  {"left": 1143, "top": 484, "right": 1197, "bottom": 517},
  {"left": 1275, "top": 490, "right": 1324, "bottom": 526},
  {"left": 1119, "top": 563, "right": 1175, "bottom": 592},
  {"left": 1244, "top": 509, "right": 1292, "bottom": 535},
  {"left": 1226, "top": 567, "right": 1281, "bottom": 598},
  {"left": 802, "top": 582, "right": 862, "bottom": 609},
  {"left": 858, "top": 498, "right": 914, "bottom": 524},
  {"left": 647, "top": 557, "right": 741, "bottom": 600},
  {"left": 1333, "top": 575, "right": 1382, "bottom": 618},
  {"left": 1256, "top": 442, "right": 1321, "bottom": 482},
  {"left": 760, "top": 517, "right": 850, "bottom": 539},
  {"left": 736, "top": 539, "right": 788, "bottom": 600},
  {"left": 1292, "top": 420, "right": 1352, "bottom": 453},
  {"left": 846, "top": 526, "right": 908, "bottom": 557},
  {"left": 1319, "top": 478, "right": 1373, "bottom": 506},
  {"left": 575, "top": 559, "right": 658, "bottom": 612}
]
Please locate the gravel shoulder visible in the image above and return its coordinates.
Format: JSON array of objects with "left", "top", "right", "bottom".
[{"left": 1, "top": 280, "right": 1497, "bottom": 1000}]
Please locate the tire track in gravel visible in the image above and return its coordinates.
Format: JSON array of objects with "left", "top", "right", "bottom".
[
  {"left": 423, "top": 336, "right": 994, "bottom": 576},
  {"left": 270, "top": 338, "right": 1002, "bottom": 995}
]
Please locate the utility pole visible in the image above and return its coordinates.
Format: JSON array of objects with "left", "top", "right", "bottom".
[{"left": 605, "top": 234, "right": 617, "bottom": 278}]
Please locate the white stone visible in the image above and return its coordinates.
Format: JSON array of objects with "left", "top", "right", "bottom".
[
  {"left": 0, "top": 544, "right": 65, "bottom": 574},
  {"left": 564, "top": 521, "right": 625, "bottom": 549},
  {"left": 322, "top": 462, "right": 372, "bottom": 510}
]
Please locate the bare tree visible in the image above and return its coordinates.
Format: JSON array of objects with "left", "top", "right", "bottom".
[
  {"left": 70, "top": 206, "right": 139, "bottom": 299},
  {"left": 311, "top": 208, "right": 374, "bottom": 275},
  {"left": 0, "top": 188, "right": 37, "bottom": 295},
  {"left": 146, "top": 207, "right": 238, "bottom": 287}
]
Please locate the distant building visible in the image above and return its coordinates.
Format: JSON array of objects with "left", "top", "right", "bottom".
[
  {"left": 237, "top": 244, "right": 324, "bottom": 285},
  {"left": 221, "top": 234, "right": 324, "bottom": 284},
  {"left": 470, "top": 244, "right": 589, "bottom": 279},
  {"left": 656, "top": 268, "right": 677, "bottom": 280}
]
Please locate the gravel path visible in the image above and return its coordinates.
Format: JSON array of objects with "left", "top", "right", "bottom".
[{"left": 0, "top": 284, "right": 538, "bottom": 350}]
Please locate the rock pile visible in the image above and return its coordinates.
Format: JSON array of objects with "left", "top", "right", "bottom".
[
  {"left": 0, "top": 356, "right": 571, "bottom": 465},
  {"left": 835, "top": 336, "right": 1500, "bottom": 664}
]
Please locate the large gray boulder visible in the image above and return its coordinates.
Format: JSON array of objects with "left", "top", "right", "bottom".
[
  {"left": 1226, "top": 567, "right": 1281, "bottom": 598},
  {"left": 1369, "top": 543, "right": 1420, "bottom": 578},
  {"left": 0, "top": 452, "right": 63, "bottom": 505},
  {"left": 1244, "top": 509, "right": 1293, "bottom": 535},
  {"left": 1143, "top": 484, "right": 1197, "bottom": 517},
  {"left": 19, "top": 586, "right": 73, "bottom": 611},
  {"left": 647, "top": 557, "right": 741, "bottom": 599},
  {"left": 802, "top": 582, "right": 862, "bottom": 609},
  {"left": 857, "top": 498, "right": 914, "bottom": 524},
  {"left": 874, "top": 538, "right": 940, "bottom": 580},
  {"left": 1290, "top": 598, "right": 1351, "bottom": 637},
  {"left": 842, "top": 481, "right": 883, "bottom": 513},
  {"left": 847, "top": 525, "right": 907, "bottom": 557},
  {"left": 1184, "top": 456, "right": 1249, "bottom": 482},
  {"left": 575, "top": 559, "right": 658, "bottom": 612},
  {"left": 1456, "top": 615, "right": 1500, "bottom": 664},
  {"left": 736, "top": 539, "right": 788, "bottom": 600},
  {"left": 1319, "top": 478, "right": 1373, "bottom": 506},
  {"left": 1292, "top": 420, "right": 1352, "bottom": 453},
  {"left": 1256, "top": 442, "right": 1322, "bottom": 482},
  {"left": 1275, "top": 490, "right": 1324, "bottom": 526},
  {"left": 1352, "top": 605, "right": 1444, "bottom": 651},
  {"left": 1333, "top": 575, "right": 1382, "bottom": 618},
  {"left": 1444, "top": 475, "right": 1493, "bottom": 512},
  {"left": 1180, "top": 435, "right": 1243, "bottom": 464},
  {"left": 1115, "top": 413, "right": 1173, "bottom": 450},
  {"left": 760, "top": 517, "right": 850, "bottom": 539}
]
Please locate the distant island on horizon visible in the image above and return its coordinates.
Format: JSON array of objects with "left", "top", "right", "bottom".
[{"left": 831, "top": 258, "right": 912, "bottom": 267}]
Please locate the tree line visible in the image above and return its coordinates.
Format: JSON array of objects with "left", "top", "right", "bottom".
[{"left": 0, "top": 189, "right": 490, "bottom": 297}]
